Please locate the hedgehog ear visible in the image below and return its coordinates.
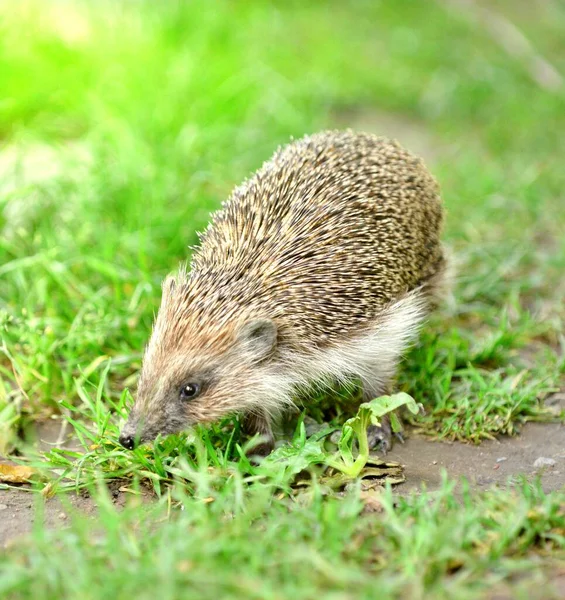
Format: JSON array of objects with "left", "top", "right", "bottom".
[{"left": 237, "top": 318, "right": 277, "bottom": 362}]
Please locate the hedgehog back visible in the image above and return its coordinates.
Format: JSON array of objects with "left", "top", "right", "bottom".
[{"left": 183, "top": 130, "right": 444, "bottom": 348}]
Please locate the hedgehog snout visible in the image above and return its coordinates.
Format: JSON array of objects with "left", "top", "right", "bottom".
[
  {"left": 119, "top": 432, "right": 136, "bottom": 450},
  {"left": 119, "top": 415, "right": 141, "bottom": 450}
]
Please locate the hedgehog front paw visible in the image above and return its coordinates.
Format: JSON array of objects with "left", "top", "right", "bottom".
[
  {"left": 246, "top": 436, "right": 275, "bottom": 462},
  {"left": 367, "top": 414, "right": 406, "bottom": 455},
  {"left": 367, "top": 424, "right": 392, "bottom": 455}
]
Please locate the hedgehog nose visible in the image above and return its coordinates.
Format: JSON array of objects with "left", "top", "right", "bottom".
[{"left": 119, "top": 433, "right": 136, "bottom": 450}]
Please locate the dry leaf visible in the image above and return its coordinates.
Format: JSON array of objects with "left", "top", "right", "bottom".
[
  {"left": 0, "top": 464, "right": 36, "bottom": 483},
  {"left": 320, "top": 457, "right": 406, "bottom": 490}
]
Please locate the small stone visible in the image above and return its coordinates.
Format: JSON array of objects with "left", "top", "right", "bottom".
[
  {"left": 496, "top": 457, "right": 507, "bottom": 463},
  {"left": 58, "top": 512, "right": 67, "bottom": 520},
  {"left": 432, "top": 460, "right": 438, "bottom": 465},
  {"left": 533, "top": 457, "right": 556, "bottom": 468},
  {"left": 0, "top": 504, "right": 7, "bottom": 511}
]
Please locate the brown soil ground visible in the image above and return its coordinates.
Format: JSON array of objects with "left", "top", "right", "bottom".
[{"left": 391, "top": 419, "right": 565, "bottom": 495}]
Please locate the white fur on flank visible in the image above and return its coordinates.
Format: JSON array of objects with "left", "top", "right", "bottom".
[{"left": 250, "top": 290, "right": 429, "bottom": 418}]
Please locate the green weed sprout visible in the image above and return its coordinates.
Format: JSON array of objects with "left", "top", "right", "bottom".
[{"left": 325, "top": 393, "right": 421, "bottom": 478}]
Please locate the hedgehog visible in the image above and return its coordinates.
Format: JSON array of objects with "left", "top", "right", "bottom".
[{"left": 119, "top": 130, "right": 447, "bottom": 455}]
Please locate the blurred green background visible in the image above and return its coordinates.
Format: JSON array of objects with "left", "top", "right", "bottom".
[{"left": 0, "top": 0, "right": 564, "bottom": 448}]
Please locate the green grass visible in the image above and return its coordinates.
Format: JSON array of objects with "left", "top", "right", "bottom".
[
  {"left": 1, "top": 1, "right": 565, "bottom": 598},
  {"left": 2, "top": 478, "right": 565, "bottom": 600}
]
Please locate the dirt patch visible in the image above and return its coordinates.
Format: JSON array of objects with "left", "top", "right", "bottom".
[
  {"left": 390, "top": 419, "right": 565, "bottom": 495},
  {"left": 391, "top": 392, "right": 565, "bottom": 494},
  {"left": 0, "top": 486, "right": 97, "bottom": 546},
  {"left": 0, "top": 481, "right": 154, "bottom": 549}
]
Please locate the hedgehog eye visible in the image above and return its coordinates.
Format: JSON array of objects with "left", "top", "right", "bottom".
[{"left": 179, "top": 383, "right": 200, "bottom": 401}]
